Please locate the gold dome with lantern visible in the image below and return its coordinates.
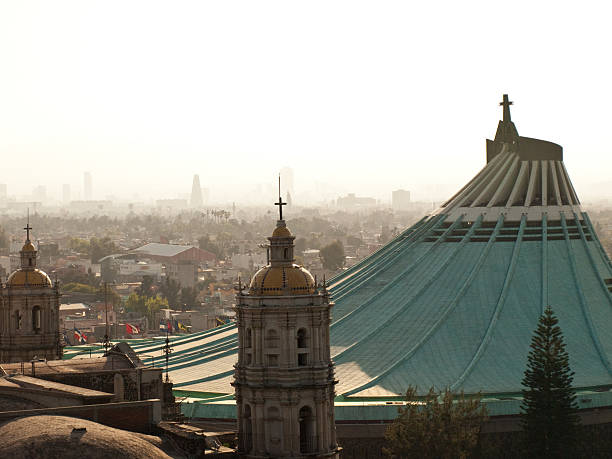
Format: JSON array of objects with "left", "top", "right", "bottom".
[
  {"left": 6, "top": 223, "right": 52, "bottom": 288},
  {"left": 248, "top": 195, "right": 316, "bottom": 296},
  {"left": 249, "top": 264, "right": 316, "bottom": 296},
  {"left": 6, "top": 269, "right": 52, "bottom": 288}
]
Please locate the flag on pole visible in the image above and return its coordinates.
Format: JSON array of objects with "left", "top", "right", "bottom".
[
  {"left": 125, "top": 323, "right": 140, "bottom": 335},
  {"left": 74, "top": 328, "right": 87, "bottom": 344}
]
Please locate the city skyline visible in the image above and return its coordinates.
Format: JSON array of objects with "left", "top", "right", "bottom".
[{"left": 1, "top": 2, "right": 611, "bottom": 203}]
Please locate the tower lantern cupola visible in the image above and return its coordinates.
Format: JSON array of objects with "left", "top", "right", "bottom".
[
  {"left": 20, "top": 222, "right": 37, "bottom": 269},
  {"left": 269, "top": 220, "right": 295, "bottom": 266},
  {"left": 248, "top": 180, "right": 315, "bottom": 296}
]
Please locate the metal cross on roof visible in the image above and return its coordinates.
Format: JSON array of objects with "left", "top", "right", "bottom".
[
  {"left": 275, "top": 175, "right": 286, "bottom": 220},
  {"left": 24, "top": 208, "right": 32, "bottom": 241},
  {"left": 23, "top": 223, "right": 32, "bottom": 241},
  {"left": 500, "top": 94, "right": 513, "bottom": 122}
]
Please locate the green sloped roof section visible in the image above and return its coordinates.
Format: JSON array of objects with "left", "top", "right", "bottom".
[{"left": 330, "top": 213, "right": 612, "bottom": 398}]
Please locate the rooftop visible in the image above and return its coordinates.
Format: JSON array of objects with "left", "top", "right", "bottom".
[
  {"left": 2, "top": 354, "right": 134, "bottom": 375},
  {"left": 133, "top": 243, "right": 195, "bottom": 258}
]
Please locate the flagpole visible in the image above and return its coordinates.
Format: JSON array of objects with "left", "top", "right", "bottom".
[
  {"left": 164, "top": 328, "right": 172, "bottom": 383},
  {"left": 103, "top": 282, "right": 110, "bottom": 355}
]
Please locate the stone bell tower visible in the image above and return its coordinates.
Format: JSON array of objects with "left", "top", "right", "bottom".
[
  {"left": 0, "top": 221, "right": 61, "bottom": 363},
  {"left": 233, "top": 191, "right": 339, "bottom": 458}
]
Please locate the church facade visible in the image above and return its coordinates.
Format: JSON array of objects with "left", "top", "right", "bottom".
[
  {"left": 0, "top": 225, "right": 62, "bottom": 363},
  {"left": 234, "top": 203, "right": 340, "bottom": 458}
]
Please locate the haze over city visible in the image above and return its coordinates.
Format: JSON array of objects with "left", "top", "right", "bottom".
[
  {"left": 1, "top": 1, "right": 611, "bottom": 204},
  {"left": 1, "top": 2, "right": 612, "bottom": 458}
]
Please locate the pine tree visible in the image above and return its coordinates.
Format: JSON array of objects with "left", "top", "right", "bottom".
[{"left": 521, "top": 306, "right": 580, "bottom": 458}]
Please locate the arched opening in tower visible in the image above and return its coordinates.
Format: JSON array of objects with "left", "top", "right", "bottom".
[
  {"left": 297, "top": 328, "right": 309, "bottom": 366},
  {"left": 32, "top": 306, "right": 41, "bottom": 332},
  {"left": 299, "top": 405, "right": 314, "bottom": 453}
]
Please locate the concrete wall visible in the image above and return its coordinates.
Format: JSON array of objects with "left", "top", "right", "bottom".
[
  {"left": 39, "top": 367, "right": 163, "bottom": 403},
  {"left": 0, "top": 399, "right": 161, "bottom": 433},
  {"left": 0, "top": 385, "right": 111, "bottom": 408}
]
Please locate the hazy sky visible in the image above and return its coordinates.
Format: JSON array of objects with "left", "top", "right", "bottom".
[{"left": 1, "top": 1, "right": 611, "bottom": 203}]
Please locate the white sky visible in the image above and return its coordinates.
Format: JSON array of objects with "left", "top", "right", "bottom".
[{"left": 0, "top": 1, "right": 611, "bottom": 203}]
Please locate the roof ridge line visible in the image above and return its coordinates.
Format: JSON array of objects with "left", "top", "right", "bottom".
[
  {"left": 582, "top": 213, "right": 612, "bottom": 270},
  {"left": 331, "top": 215, "right": 445, "bottom": 306},
  {"left": 572, "top": 211, "right": 612, "bottom": 308},
  {"left": 342, "top": 215, "right": 492, "bottom": 396},
  {"left": 330, "top": 216, "right": 433, "bottom": 296},
  {"left": 441, "top": 147, "right": 508, "bottom": 208},
  {"left": 331, "top": 216, "right": 468, "bottom": 357},
  {"left": 541, "top": 214, "right": 548, "bottom": 315},
  {"left": 329, "top": 216, "right": 429, "bottom": 288},
  {"left": 451, "top": 150, "right": 512, "bottom": 209},
  {"left": 449, "top": 215, "right": 527, "bottom": 392},
  {"left": 470, "top": 153, "right": 518, "bottom": 207},
  {"left": 562, "top": 213, "right": 612, "bottom": 376}
]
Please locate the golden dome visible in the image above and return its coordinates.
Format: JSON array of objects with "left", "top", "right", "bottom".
[
  {"left": 271, "top": 225, "right": 292, "bottom": 238},
  {"left": 7, "top": 269, "right": 52, "bottom": 288},
  {"left": 249, "top": 264, "right": 315, "bottom": 296},
  {"left": 22, "top": 241, "right": 36, "bottom": 252}
]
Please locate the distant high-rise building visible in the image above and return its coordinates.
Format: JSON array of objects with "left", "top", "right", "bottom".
[
  {"left": 84, "top": 172, "right": 92, "bottom": 200},
  {"left": 190, "top": 174, "right": 203, "bottom": 208},
  {"left": 392, "top": 189, "right": 411, "bottom": 211},
  {"left": 337, "top": 193, "right": 376, "bottom": 208},
  {"left": 32, "top": 185, "right": 47, "bottom": 202},
  {"left": 0, "top": 184, "right": 7, "bottom": 201},
  {"left": 280, "top": 166, "right": 294, "bottom": 196},
  {"left": 62, "top": 184, "right": 71, "bottom": 204}
]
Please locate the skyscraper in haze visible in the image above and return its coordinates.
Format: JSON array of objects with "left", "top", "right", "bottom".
[
  {"left": 32, "top": 185, "right": 46, "bottom": 202},
  {"left": 191, "top": 174, "right": 203, "bottom": 208},
  {"left": 392, "top": 189, "right": 411, "bottom": 211},
  {"left": 62, "top": 184, "right": 71, "bottom": 204},
  {"left": 84, "top": 172, "right": 92, "bottom": 200},
  {"left": 280, "top": 166, "right": 294, "bottom": 197},
  {"left": 0, "top": 184, "right": 6, "bottom": 201}
]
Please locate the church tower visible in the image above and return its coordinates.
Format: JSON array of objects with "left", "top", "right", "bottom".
[
  {"left": 234, "top": 192, "right": 339, "bottom": 458},
  {"left": 0, "top": 222, "right": 62, "bottom": 363}
]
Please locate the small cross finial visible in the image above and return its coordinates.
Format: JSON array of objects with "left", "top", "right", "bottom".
[
  {"left": 24, "top": 210, "right": 32, "bottom": 242},
  {"left": 274, "top": 174, "right": 287, "bottom": 220},
  {"left": 499, "top": 94, "right": 513, "bottom": 122}
]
